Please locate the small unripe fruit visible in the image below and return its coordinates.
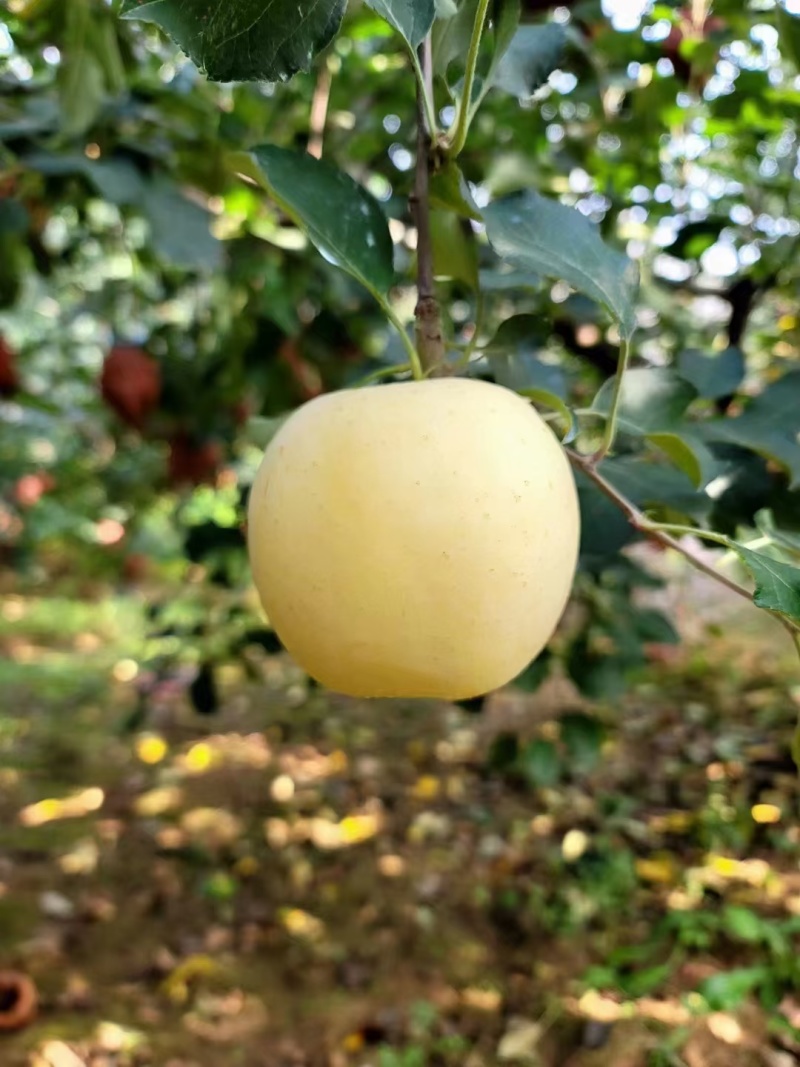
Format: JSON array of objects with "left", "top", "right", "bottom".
[{"left": 248, "top": 378, "right": 580, "bottom": 700}]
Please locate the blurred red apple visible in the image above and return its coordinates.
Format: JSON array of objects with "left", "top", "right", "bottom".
[{"left": 101, "top": 345, "right": 161, "bottom": 429}]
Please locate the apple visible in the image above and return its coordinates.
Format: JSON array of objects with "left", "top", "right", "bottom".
[
  {"left": 247, "top": 378, "right": 580, "bottom": 701},
  {"left": 100, "top": 345, "right": 161, "bottom": 429}
]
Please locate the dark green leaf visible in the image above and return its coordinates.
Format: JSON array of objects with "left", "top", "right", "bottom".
[
  {"left": 575, "top": 473, "right": 638, "bottom": 568},
  {"left": 493, "top": 23, "right": 566, "bottom": 98},
  {"left": 754, "top": 509, "right": 800, "bottom": 558},
  {"left": 0, "top": 200, "right": 29, "bottom": 237},
  {"left": 143, "top": 177, "right": 222, "bottom": 271},
  {"left": 560, "top": 712, "right": 604, "bottom": 774},
  {"left": 432, "top": 0, "right": 478, "bottom": 76},
  {"left": 699, "top": 371, "right": 800, "bottom": 489},
  {"left": 678, "top": 346, "right": 745, "bottom": 401},
  {"left": 433, "top": 0, "right": 520, "bottom": 92},
  {"left": 591, "top": 369, "right": 717, "bottom": 486},
  {"left": 623, "top": 962, "right": 673, "bottom": 999},
  {"left": 58, "top": 52, "right": 105, "bottom": 137},
  {"left": 478, "top": 268, "right": 541, "bottom": 290},
  {"left": 190, "top": 662, "right": 219, "bottom": 715},
  {"left": 647, "top": 431, "right": 720, "bottom": 488},
  {"left": 484, "top": 313, "right": 548, "bottom": 355},
  {"left": 512, "top": 650, "right": 551, "bottom": 692},
  {"left": 487, "top": 322, "right": 565, "bottom": 395},
  {"left": 24, "top": 153, "right": 146, "bottom": 205},
  {"left": 519, "top": 739, "right": 561, "bottom": 788},
  {"left": 598, "top": 456, "right": 711, "bottom": 521},
  {"left": 364, "top": 0, "right": 436, "bottom": 49},
  {"left": 591, "top": 368, "right": 697, "bottom": 433},
  {"left": 119, "top": 0, "right": 346, "bottom": 83},
  {"left": 238, "top": 146, "right": 395, "bottom": 296},
  {"left": 631, "top": 608, "right": 679, "bottom": 644},
  {"left": 732, "top": 544, "right": 800, "bottom": 626},
  {"left": 488, "top": 731, "right": 519, "bottom": 771},
  {"left": 429, "top": 161, "right": 482, "bottom": 220},
  {"left": 430, "top": 210, "right": 478, "bottom": 288},
  {"left": 566, "top": 635, "right": 632, "bottom": 700},
  {"left": 483, "top": 190, "right": 639, "bottom": 338},
  {"left": 701, "top": 967, "right": 769, "bottom": 1011}
]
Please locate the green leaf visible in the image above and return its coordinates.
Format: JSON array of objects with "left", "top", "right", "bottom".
[
  {"left": 631, "top": 607, "right": 679, "bottom": 644},
  {"left": 754, "top": 509, "right": 800, "bottom": 558},
  {"left": 520, "top": 388, "right": 575, "bottom": 439},
  {"left": 58, "top": 51, "right": 105, "bottom": 137},
  {"left": 591, "top": 369, "right": 716, "bottom": 486},
  {"left": 486, "top": 316, "right": 565, "bottom": 396},
  {"left": 623, "top": 962, "right": 673, "bottom": 999},
  {"left": 678, "top": 346, "right": 745, "bottom": 401},
  {"left": 485, "top": 320, "right": 573, "bottom": 434},
  {"left": 478, "top": 268, "right": 541, "bottom": 291},
  {"left": 699, "top": 371, "right": 800, "bottom": 489},
  {"left": 244, "top": 414, "right": 291, "bottom": 450},
  {"left": 575, "top": 475, "right": 638, "bottom": 569},
  {"left": 731, "top": 544, "right": 800, "bottom": 627},
  {"left": 701, "top": 967, "right": 769, "bottom": 1011},
  {"left": 119, "top": 0, "right": 346, "bottom": 83},
  {"left": 237, "top": 146, "right": 395, "bottom": 297},
  {"left": 24, "top": 153, "right": 146, "bottom": 205},
  {"left": 488, "top": 731, "right": 519, "bottom": 771},
  {"left": 432, "top": 0, "right": 479, "bottom": 76},
  {"left": 723, "top": 906, "right": 764, "bottom": 944},
  {"left": 560, "top": 712, "right": 604, "bottom": 774},
  {"left": 364, "top": 0, "right": 436, "bottom": 49},
  {"left": 492, "top": 23, "right": 566, "bottom": 98},
  {"left": 430, "top": 210, "right": 478, "bottom": 288},
  {"left": 512, "top": 650, "right": 552, "bottom": 692},
  {"left": 519, "top": 739, "right": 561, "bottom": 788},
  {"left": 433, "top": 0, "right": 520, "bottom": 90},
  {"left": 777, "top": 5, "right": 800, "bottom": 70},
  {"left": 597, "top": 456, "right": 711, "bottom": 522},
  {"left": 143, "top": 177, "right": 222, "bottom": 271},
  {"left": 483, "top": 190, "right": 639, "bottom": 339},
  {"left": 647, "top": 431, "right": 720, "bottom": 489},
  {"left": 429, "top": 161, "right": 482, "bottom": 220},
  {"left": 591, "top": 368, "right": 696, "bottom": 433}
]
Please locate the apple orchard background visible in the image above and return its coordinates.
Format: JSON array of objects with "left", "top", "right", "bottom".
[{"left": 2, "top": 1, "right": 800, "bottom": 1066}]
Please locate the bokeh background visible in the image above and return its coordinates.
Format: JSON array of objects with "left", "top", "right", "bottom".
[{"left": 1, "top": 0, "right": 800, "bottom": 1064}]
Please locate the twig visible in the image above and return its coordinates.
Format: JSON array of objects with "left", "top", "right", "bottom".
[
  {"left": 307, "top": 59, "right": 332, "bottom": 159},
  {"left": 412, "top": 38, "right": 445, "bottom": 375}
]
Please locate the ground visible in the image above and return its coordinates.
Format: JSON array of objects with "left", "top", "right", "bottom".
[{"left": 0, "top": 576, "right": 799, "bottom": 1067}]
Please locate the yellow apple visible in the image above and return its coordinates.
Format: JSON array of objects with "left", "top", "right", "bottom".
[{"left": 248, "top": 377, "right": 580, "bottom": 700}]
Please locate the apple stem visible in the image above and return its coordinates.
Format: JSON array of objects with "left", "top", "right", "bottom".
[{"left": 412, "top": 37, "right": 446, "bottom": 377}]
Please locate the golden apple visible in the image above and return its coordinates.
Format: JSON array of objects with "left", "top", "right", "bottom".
[{"left": 248, "top": 377, "right": 580, "bottom": 700}]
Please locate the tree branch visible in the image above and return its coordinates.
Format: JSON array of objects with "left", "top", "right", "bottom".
[
  {"left": 412, "top": 38, "right": 445, "bottom": 375},
  {"left": 307, "top": 59, "right": 332, "bottom": 160}
]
